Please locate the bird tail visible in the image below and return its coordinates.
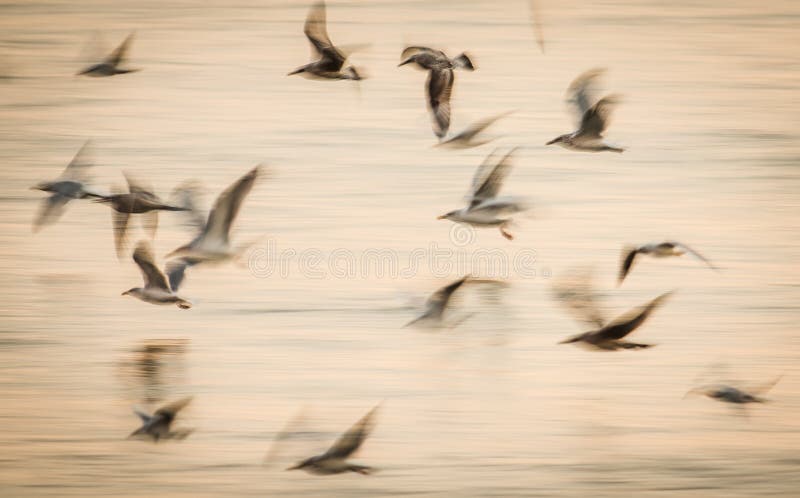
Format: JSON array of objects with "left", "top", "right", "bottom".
[{"left": 452, "top": 53, "right": 475, "bottom": 71}]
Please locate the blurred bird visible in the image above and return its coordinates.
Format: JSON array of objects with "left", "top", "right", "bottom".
[
  {"left": 404, "top": 275, "right": 470, "bottom": 328},
  {"left": 95, "top": 172, "right": 188, "bottom": 259},
  {"left": 288, "top": 1, "right": 364, "bottom": 81},
  {"left": 399, "top": 46, "right": 475, "bottom": 139},
  {"left": 128, "top": 396, "right": 193, "bottom": 442},
  {"left": 77, "top": 32, "right": 139, "bottom": 77},
  {"left": 546, "top": 68, "right": 623, "bottom": 152},
  {"left": 529, "top": 0, "right": 545, "bottom": 53},
  {"left": 686, "top": 376, "right": 782, "bottom": 404},
  {"left": 31, "top": 141, "right": 102, "bottom": 231},
  {"left": 554, "top": 268, "right": 673, "bottom": 350},
  {"left": 287, "top": 404, "right": 379, "bottom": 475},
  {"left": 436, "top": 111, "right": 513, "bottom": 149},
  {"left": 122, "top": 241, "right": 192, "bottom": 309},
  {"left": 437, "top": 148, "right": 528, "bottom": 240},
  {"left": 618, "top": 241, "right": 717, "bottom": 285},
  {"left": 165, "top": 166, "right": 261, "bottom": 292}
]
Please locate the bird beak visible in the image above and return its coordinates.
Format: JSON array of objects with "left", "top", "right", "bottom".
[
  {"left": 285, "top": 463, "right": 302, "bottom": 471},
  {"left": 545, "top": 137, "right": 560, "bottom": 145},
  {"left": 287, "top": 68, "right": 303, "bottom": 76},
  {"left": 121, "top": 291, "right": 129, "bottom": 296},
  {"left": 398, "top": 59, "right": 412, "bottom": 67},
  {"left": 436, "top": 214, "right": 447, "bottom": 220}
]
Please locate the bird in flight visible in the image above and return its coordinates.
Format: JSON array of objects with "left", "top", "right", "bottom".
[
  {"left": 77, "top": 32, "right": 139, "bottom": 77},
  {"left": 128, "top": 396, "right": 193, "bottom": 442},
  {"left": 618, "top": 241, "right": 717, "bottom": 285},
  {"left": 686, "top": 376, "right": 781, "bottom": 404},
  {"left": 404, "top": 275, "right": 471, "bottom": 328},
  {"left": 122, "top": 241, "right": 192, "bottom": 309},
  {"left": 436, "top": 111, "right": 514, "bottom": 149}
]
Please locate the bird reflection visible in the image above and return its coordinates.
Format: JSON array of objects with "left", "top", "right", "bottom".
[
  {"left": 119, "top": 339, "right": 188, "bottom": 404},
  {"left": 288, "top": 1, "right": 364, "bottom": 81},
  {"left": 547, "top": 68, "right": 624, "bottom": 153},
  {"left": 436, "top": 111, "right": 514, "bottom": 149},
  {"left": 686, "top": 376, "right": 781, "bottom": 405},
  {"left": 77, "top": 32, "right": 139, "bottom": 77},
  {"left": 399, "top": 46, "right": 475, "bottom": 139},
  {"left": 286, "top": 404, "right": 380, "bottom": 475},
  {"left": 618, "top": 241, "right": 718, "bottom": 285},
  {"left": 128, "top": 396, "right": 194, "bottom": 442},
  {"left": 553, "top": 267, "right": 673, "bottom": 350}
]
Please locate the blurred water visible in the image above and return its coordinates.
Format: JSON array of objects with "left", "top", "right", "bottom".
[{"left": 1, "top": 0, "right": 799, "bottom": 496}]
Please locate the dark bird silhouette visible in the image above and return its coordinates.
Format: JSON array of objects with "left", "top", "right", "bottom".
[
  {"left": 31, "top": 141, "right": 102, "bottom": 231},
  {"left": 128, "top": 396, "right": 193, "bottom": 442},
  {"left": 618, "top": 241, "right": 717, "bottom": 285},
  {"left": 77, "top": 33, "right": 139, "bottom": 77},
  {"left": 399, "top": 46, "right": 475, "bottom": 139},
  {"left": 288, "top": 1, "right": 364, "bottom": 80},
  {"left": 122, "top": 241, "right": 192, "bottom": 309},
  {"left": 287, "top": 404, "right": 379, "bottom": 475},
  {"left": 553, "top": 268, "right": 673, "bottom": 350},
  {"left": 546, "top": 68, "right": 623, "bottom": 152},
  {"left": 95, "top": 172, "right": 188, "bottom": 259},
  {"left": 405, "top": 275, "right": 470, "bottom": 328},
  {"left": 686, "top": 376, "right": 781, "bottom": 404}
]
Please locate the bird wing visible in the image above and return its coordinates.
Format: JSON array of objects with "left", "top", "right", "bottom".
[
  {"left": 105, "top": 32, "right": 134, "bottom": 67},
  {"left": 112, "top": 209, "right": 130, "bottom": 260},
  {"left": 400, "top": 46, "right": 447, "bottom": 69},
  {"left": 122, "top": 171, "right": 155, "bottom": 196},
  {"left": 617, "top": 246, "right": 639, "bottom": 285},
  {"left": 426, "top": 68, "right": 453, "bottom": 139},
  {"left": 133, "top": 407, "right": 153, "bottom": 424},
  {"left": 579, "top": 95, "right": 620, "bottom": 138},
  {"left": 323, "top": 404, "right": 380, "bottom": 460},
  {"left": 165, "top": 258, "right": 196, "bottom": 292},
  {"left": 304, "top": 0, "right": 345, "bottom": 68},
  {"left": 132, "top": 241, "right": 171, "bottom": 291},
  {"left": 60, "top": 140, "right": 93, "bottom": 182},
  {"left": 566, "top": 67, "right": 605, "bottom": 125},
  {"left": 425, "top": 275, "right": 469, "bottom": 318},
  {"left": 669, "top": 241, "right": 718, "bottom": 270},
  {"left": 452, "top": 111, "right": 513, "bottom": 142},
  {"left": 141, "top": 210, "right": 159, "bottom": 240},
  {"left": 155, "top": 396, "right": 193, "bottom": 418},
  {"left": 595, "top": 291, "right": 673, "bottom": 341},
  {"left": 551, "top": 267, "right": 607, "bottom": 328},
  {"left": 470, "top": 148, "right": 517, "bottom": 204},
  {"left": 169, "top": 180, "right": 208, "bottom": 232},
  {"left": 32, "top": 194, "right": 70, "bottom": 232},
  {"left": 200, "top": 166, "right": 260, "bottom": 249}
]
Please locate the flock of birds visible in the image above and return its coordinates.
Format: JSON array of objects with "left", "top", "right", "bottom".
[{"left": 28, "top": 0, "right": 783, "bottom": 476}]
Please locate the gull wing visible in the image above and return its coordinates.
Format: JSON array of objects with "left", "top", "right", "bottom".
[
  {"left": 155, "top": 396, "right": 193, "bottom": 418},
  {"left": 112, "top": 209, "right": 131, "bottom": 260},
  {"left": 618, "top": 245, "right": 639, "bottom": 285},
  {"left": 322, "top": 404, "right": 380, "bottom": 460},
  {"left": 122, "top": 171, "right": 155, "bottom": 196},
  {"left": 669, "top": 241, "right": 718, "bottom": 270},
  {"left": 401, "top": 46, "right": 448, "bottom": 69},
  {"left": 132, "top": 241, "right": 171, "bottom": 291},
  {"left": 470, "top": 148, "right": 516, "bottom": 204},
  {"left": 424, "top": 275, "right": 469, "bottom": 318},
  {"left": 579, "top": 95, "right": 620, "bottom": 138},
  {"left": 60, "top": 140, "right": 93, "bottom": 182},
  {"left": 199, "top": 166, "right": 261, "bottom": 249},
  {"left": 169, "top": 180, "right": 208, "bottom": 232},
  {"left": 32, "top": 194, "right": 70, "bottom": 232},
  {"left": 566, "top": 68, "right": 605, "bottom": 124},
  {"left": 551, "top": 267, "right": 607, "bottom": 328},
  {"left": 104, "top": 33, "right": 134, "bottom": 67},
  {"left": 304, "top": 1, "right": 345, "bottom": 69},
  {"left": 595, "top": 291, "right": 673, "bottom": 341},
  {"left": 165, "top": 257, "right": 198, "bottom": 292},
  {"left": 447, "top": 111, "right": 513, "bottom": 145},
  {"left": 427, "top": 68, "right": 453, "bottom": 139}
]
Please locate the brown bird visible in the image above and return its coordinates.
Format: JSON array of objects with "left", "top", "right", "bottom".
[{"left": 128, "top": 396, "right": 193, "bottom": 442}]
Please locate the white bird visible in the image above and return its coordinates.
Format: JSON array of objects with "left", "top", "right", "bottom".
[
  {"left": 437, "top": 148, "right": 528, "bottom": 240},
  {"left": 287, "top": 404, "right": 379, "bottom": 475},
  {"left": 165, "top": 166, "right": 261, "bottom": 292},
  {"left": 122, "top": 241, "right": 192, "bottom": 309},
  {"left": 546, "top": 68, "right": 624, "bottom": 153},
  {"left": 404, "top": 275, "right": 471, "bottom": 328},
  {"left": 618, "top": 241, "right": 717, "bottom": 285},
  {"left": 128, "top": 397, "right": 193, "bottom": 442},
  {"left": 31, "top": 140, "right": 102, "bottom": 231},
  {"left": 77, "top": 32, "right": 139, "bottom": 77}
]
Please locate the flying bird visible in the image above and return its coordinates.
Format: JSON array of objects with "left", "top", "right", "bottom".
[
  {"left": 31, "top": 141, "right": 102, "bottom": 231},
  {"left": 404, "top": 275, "right": 471, "bottom": 328},
  {"left": 95, "top": 172, "right": 188, "bottom": 259},
  {"left": 122, "top": 241, "right": 192, "bottom": 309},
  {"left": 436, "top": 111, "right": 513, "bottom": 149},
  {"left": 553, "top": 268, "right": 673, "bottom": 350},
  {"left": 165, "top": 166, "right": 261, "bottom": 292},
  {"left": 399, "top": 46, "right": 475, "bottom": 139},
  {"left": 437, "top": 148, "right": 528, "bottom": 240},
  {"left": 77, "top": 32, "right": 139, "bottom": 77},
  {"left": 287, "top": 404, "right": 379, "bottom": 475},
  {"left": 546, "top": 68, "right": 623, "bottom": 153},
  {"left": 618, "top": 241, "right": 717, "bottom": 285},
  {"left": 288, "top": 1, "right": 364, "bottom": 80},
  {"left": 128, "top": 396, "right": 193, "bottom": 442},
  {"left": 686, "top": 376, "right": 781, "bottom": 404}
]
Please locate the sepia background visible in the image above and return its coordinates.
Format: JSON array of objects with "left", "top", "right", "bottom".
[{"left": 0, "top": 0, "right": 799, "bottom": 496}]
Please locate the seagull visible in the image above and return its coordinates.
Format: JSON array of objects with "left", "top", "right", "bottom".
[
  {"left": 399, "top": 46, "right": 475, "bottom": 139},
  {"left": 553, "top": 268, "right": 673, "bottom": 350},
  {"left": 686, "top": 376, "right": 781, "bottom": 404},
  {"left": 436, "top": 111, "right": 513, "bottom": 149},
  {"left": 288, "top": 1, "right": 363, "bottom": 81},
  {"left": 95, "top": 172, "right": 188, "bottom": 259},
  {"left": 31, "top": 141, "right": 103, "bottom": 231},
  {"left": 404, "top": 275, "right": 470, "bottom": 328},
  {"left": 546, "top": 68, "right": 623, "bottom": 153},
  {"left": 128, "top": 396, "right": 193, "bottom": 442},
  {"left": 77, "top": 32, "right": 139, "bottom": 77},
  {"left": 437, "top": 148, "right": 528, "bottom": 240},
  {"left": 165, "top": 166, "right": 261, "bottom": 292},
  {"left": 618, "top": 241, "right": 717, "bottom": 285},
  {"left": 122, "top": 241, "right": 192, "bottom": 309},
  {"left": 287, "top": 404, "right": 379, "bottom": 475}
]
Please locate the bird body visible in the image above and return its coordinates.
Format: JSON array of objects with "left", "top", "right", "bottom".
[
  {"left": 618, "top": 241, "right": 716, "bottom": 284},
  {"left": 123, "top": 241, "right": 192, "bottom": 309}
]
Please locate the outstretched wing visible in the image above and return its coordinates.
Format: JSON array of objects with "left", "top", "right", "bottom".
[
  {"left": 425, "top": 275, "right": 469, "bottom": 318},
  {"left": 132, "top": 241, "right": 171, "bottom": 291},
  {"left": 470, "top": 148, "right": 517, "bottom": 204},
  {"left": 323, "top": 404, "right": 380, "bottom": 460},
  {"left": 449, "top": 111, "right": 513, "bottom": 144},
  {"left": 670, "top": 241, "right": 718, "bottom": 270},
  {"left": 595, "top": 291, "right": 673, "bottom": 341},
  {"left": 400, "top": 46, "right": 447, "bottom": 69},
  {"left": 155, "top": 396, "right": 193, "bottom": 418},
  {"left": 579, "top": 95, "right": 620, "bottom": 138},
  {"left": 122, "top": 171, "right": 155, "bottom": 197},
  {"left": 32, "top": 194, "right": 70, "bottom": 232},
  {"left": 304, "top": 1, "right": 345, "bottom": 69},
  {"left": 566, "top": 67, "right": 605, "bottom": 125},
  {"left": 617, "top": 246, "right": 639, "bottom": 285},
  {"left": 200, "top": 166, "right": 261, "bottom": 249},
  {"left": 60, "top": 140, "right": 93, "bottom": 182},
  {"left": 551, "top": 266, "right": 606, "bottom": 328},
  {"left": 105, "top": 32, "right": 134, "bottom": 67},
  {"left": 427, "top": 68, "right": 453, "bottom": 139}
]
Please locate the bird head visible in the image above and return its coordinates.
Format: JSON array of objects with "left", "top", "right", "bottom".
[
  {"left": 122, "top": 288, "right": 141, "bottom": 298},
  {"left": 546, "top": 134, "right": 569, "bottom": 146},
  {"left": 286, "top": 457, "right": 314, "bottom": 471}
]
